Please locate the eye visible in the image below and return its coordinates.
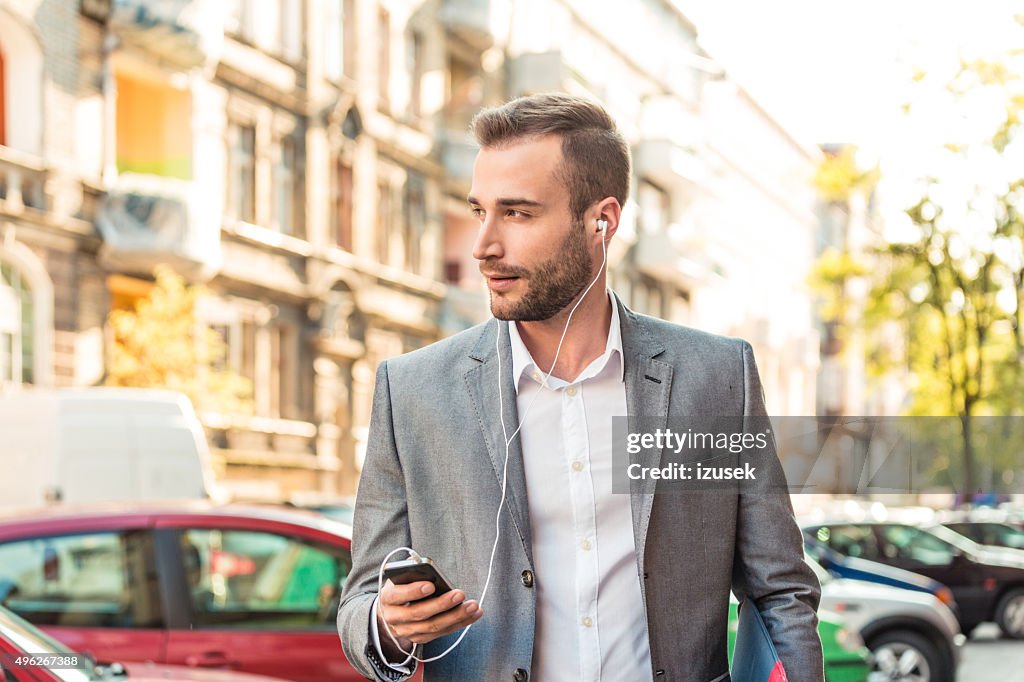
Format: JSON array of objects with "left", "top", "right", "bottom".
[
  {"left": 470, "top": 207, "right": 484, "bottom": 218},
  {"left": 506, "top": 209, "right": 529, "bottom": 218}
]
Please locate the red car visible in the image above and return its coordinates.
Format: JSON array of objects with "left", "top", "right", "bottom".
[
  {"left": 0, "top": 600, "right": 288, "bottom": 682},
  {"left": 0, "top": 502, "right": 362, "bottom": 681}
]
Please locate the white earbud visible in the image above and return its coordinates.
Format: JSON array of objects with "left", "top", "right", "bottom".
[{"left": 597, "top": 219, "right": 609, "bottom": 235}]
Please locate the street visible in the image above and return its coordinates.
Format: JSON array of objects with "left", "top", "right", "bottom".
[{"left": 959, "top": 625, "right": 1024, "bottom": 681}]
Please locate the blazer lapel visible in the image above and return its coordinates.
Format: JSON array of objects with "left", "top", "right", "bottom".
[
  {"left": 618, "top": 298, "right": 674, "bottom": 570},
  {"left": 463, "top": 319, "right": 534, "bottom": 566}
]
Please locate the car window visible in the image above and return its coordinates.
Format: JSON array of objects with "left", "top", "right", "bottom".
[
  {"left": 983, "top": 523, "right": 1024, "bottom": 549},
  {"left": 181, "top": 529, "right": 351, "bottom": 630},
  {"left": 0, "top": 531, "right": 160, "bottom": 629},
  {"left": 944, "top": 523, "right": 981, "bottom": 543},
  {"left": 819, "top": 525, "right": 880, "bottom": 560},
  {"left": 878, "top": 525, "right": 956, "bottom": 566}
]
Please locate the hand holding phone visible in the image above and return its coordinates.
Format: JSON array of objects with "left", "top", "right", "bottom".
[
  {"left": 377, "top": 556, "right": 483, "bottom": 661},
  {"left": 383, "top": 557, "right": 454, "bottom": 599}
]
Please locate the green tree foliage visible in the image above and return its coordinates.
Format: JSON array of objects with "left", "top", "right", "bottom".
[
  {"left": 812, "top": 146, "right": 880, "bottom": 203},
  {"left": 107, "top": 265, "right": 253, "bottom": 414},
  {"left": 812, "top": 42, "right": 1024, "bottom": 499}
]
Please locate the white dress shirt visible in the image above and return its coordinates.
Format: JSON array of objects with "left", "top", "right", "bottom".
[
  {"left": 510, "top": 292, "right": 652, "bottom": 681},
  {"left": 371, "top": 292, "right": 652, "bottom": 680}
]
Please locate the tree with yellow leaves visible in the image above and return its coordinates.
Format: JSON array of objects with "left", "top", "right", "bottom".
[{"left": 107, "top": 265, "right": 253, "bottom": 415}]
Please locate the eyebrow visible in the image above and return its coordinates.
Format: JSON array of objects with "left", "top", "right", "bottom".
[{"left": 466, "top": 196, "right": 545, "bottom": 208}]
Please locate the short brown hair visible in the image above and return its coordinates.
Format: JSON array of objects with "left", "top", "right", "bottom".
[{"left": 470, "top": 93, "right": 631, "bottom": 222}]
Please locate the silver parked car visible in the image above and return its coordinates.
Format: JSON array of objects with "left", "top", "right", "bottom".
[{"left": 807, "top": 555, "right": 965, "bottom": 682}]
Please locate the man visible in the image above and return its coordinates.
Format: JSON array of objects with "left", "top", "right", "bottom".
[{"left": 338, "top": 93, "right": 823, "bottom": 681}]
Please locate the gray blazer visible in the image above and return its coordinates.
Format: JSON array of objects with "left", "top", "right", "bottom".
[{"left": 338, "top": 298, "right": 824, "bottom": 682}]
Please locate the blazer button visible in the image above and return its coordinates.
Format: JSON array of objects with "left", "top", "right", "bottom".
[
  {"left": 513, "top": 669, "right": 528, "bottom": 682},
  {"left": 521, "top": 570, "right": 534, "bottom": 588}
]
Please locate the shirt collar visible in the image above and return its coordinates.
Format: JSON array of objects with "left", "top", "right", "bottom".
[{"left": 508, "top": 290, "right": 624, "bottom": 393}]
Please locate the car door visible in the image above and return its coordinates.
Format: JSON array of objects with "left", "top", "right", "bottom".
[
  {"left": 0, "top": 529, "right": 166, "bottom": 665},
  {"left": 158, "top": 524, "right": 359, "bottom": 682}
]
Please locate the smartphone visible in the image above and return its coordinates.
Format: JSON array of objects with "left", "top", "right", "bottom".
[{"left": 382, "top": 556, "right": 454, "bottom": 599}]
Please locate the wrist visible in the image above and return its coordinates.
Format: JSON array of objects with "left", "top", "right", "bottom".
[{"left": 377, "top": 610, "right": 413, "bottom": 662}]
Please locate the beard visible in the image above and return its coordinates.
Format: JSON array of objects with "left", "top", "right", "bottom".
[{"left": 486, "top": 221, "right": 594, "bottom": 322}]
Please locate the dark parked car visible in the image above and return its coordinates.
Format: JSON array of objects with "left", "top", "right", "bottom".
[
  {"left": 0, "top": 502, "right": 361, "bottom": 682},
  {"left": 943, "top": 521, "right": 1024, "bottom": 550},
  {"left": 804, "top": 521, "right": 1024, "bottom": 637}
]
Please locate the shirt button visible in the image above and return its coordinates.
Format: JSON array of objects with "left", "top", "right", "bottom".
[
  {"left": 581, "top": 616, "right": 593, "bottom": 627},
  {"left": 571, "top": 461, "right": 583, "bottom": 472},
  {"left": 566, "top": 386, "right": 577, "bottom": 397},
  {"left": 521, "top": 569, "right": 534, "bottom": 588},
  {"left": 532, "top": 371, "right": 541, "bottom": 382},
  {"left": 513, "top": 669, "right": 529, "bottom": 682},
  {"left": 580, "top": 539, "right": 592, "bottom": 551}
]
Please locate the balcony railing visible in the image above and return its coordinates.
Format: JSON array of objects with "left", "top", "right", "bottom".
[
  {"left": 510, "top": 51, "right": 569, "bottom": 97},
  {"left": 439, "top": 0, "right": 494, "bottom": 50},
  {"left": 111, "top": 0, "right": 225, "bottom": 69},
  {"left": 96, "top": 173, "right": 222, "bottom": 280},
  {"left": 0, "top": 146, "right": 49, "bottom": 214},
  {"left": 633, "top": 139, "right": 706, "bottom": 193},
  {"left": 631, "top": 228, "right": 709, "bottom": 289}
]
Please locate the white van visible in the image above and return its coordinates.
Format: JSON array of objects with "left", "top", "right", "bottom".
[{"left": 0, "top": 387, "right": 216, "bottom": 509}]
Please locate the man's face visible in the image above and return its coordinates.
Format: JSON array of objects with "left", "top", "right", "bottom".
[{"left": 469, "top": 135, "right": 594, "bottom": 321}]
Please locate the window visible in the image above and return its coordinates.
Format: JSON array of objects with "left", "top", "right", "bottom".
[
  {"left": 377, "top": 178, "right": 395, "bottom": 265},
  {"left": 226, "top": 0, "right": 255, "bottom": 42},
  {"left": 377, "top": 7, "right": 390, "bottom": 111},
  {"left": 0, "top": 39, "right": 6, "bottom": 146},
  {"left": 270, "top": 323, "right": 296, "bottom": 419},
  {"left": 331, "top": 156, "right": 354, "bottom": 251},
  {"left": 404, "top": 172, "right": 426, "bottom": 273},
  {"left": 446, "top": 52, "right": 482, "bottom": 130},
  {"left": 630, "top": 275, "right": 664, "bottom": 317},
  {"left": 180, "top": 529, "right": 350, "bottom": 629},
  {"left": 0, "top": 531, "right": 161, "bottom": 628},
  {"left": 324, "top": 0, "right": 343, "bottom": 81},
  {"left": 325, "top": 0, "right": 356, "bottom": 81},
  {"left": 229, "top": 123, "right": 256, "bottom": 223},
  {"left": 115, "top": 72, "right": 192, "bottom": 180},
  {"left": 638, "top": 180, "right": 669, "bottom": 234},
  {"left": 343, "top": 0, "right": 357, "bottom": 78},
  {"left": 0, "top": 261, "right": 33, "bottom": 387},
  {"left": 273, "top": 136, "right": 300, "bottom": 236},
  {"left": 240, "top": 319, "right": 256, "bottom": 385},
  {"left": 408, "top": 31, "right": 424, "bottom": 121},
  {"left": 878, "top": 525, "right": 956, "bottom": 566},
  {"left": 279, "top": 0, "right": 303, "bottom": 63},
  {"left": 201, "top": 299, "right": 305, "bottom": 420},
  {"left": 444, "top": 260, "right": 461, "bottom": 284}
]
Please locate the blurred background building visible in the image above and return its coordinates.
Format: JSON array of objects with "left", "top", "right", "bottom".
[{"left": 0, "top": 0, "right": 830, "bottom": 500}]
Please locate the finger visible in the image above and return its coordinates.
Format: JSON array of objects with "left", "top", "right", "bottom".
[
  {"left": 381, "top": 580, "right": 437, "bottom": 605},
  {"left": 406, "top": 601, "right": 484, "bottom": 644},
  {"left": 384, "top": 590, "right": 465, "bottom": 625}
]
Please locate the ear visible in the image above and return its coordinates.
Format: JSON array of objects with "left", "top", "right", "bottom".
[{"left": 590, "top": 198, "right": 622, "bottom": 241}]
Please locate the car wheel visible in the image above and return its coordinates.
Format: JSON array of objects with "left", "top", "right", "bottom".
[
  {"left": 867, "top": 629, "right": 946, "bottom": 682},
  {"left": 996, "top": 588, "right": 1024, "bottom": 639}
]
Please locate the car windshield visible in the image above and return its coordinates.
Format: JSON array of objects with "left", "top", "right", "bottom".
[
  {"left": 926, "top": 524, "right": 982, "bottom": 555},
  {"left": 0, "top": 604, "right": 97, "bottom": 681}
]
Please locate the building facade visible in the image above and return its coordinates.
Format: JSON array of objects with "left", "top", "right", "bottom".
[{"left": 0, "top": 0, "right": 824, "bottom": 501}]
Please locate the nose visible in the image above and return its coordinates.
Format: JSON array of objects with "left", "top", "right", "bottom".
[{"left": 472, "top": 214, "right": 504, "bottom": 262}]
